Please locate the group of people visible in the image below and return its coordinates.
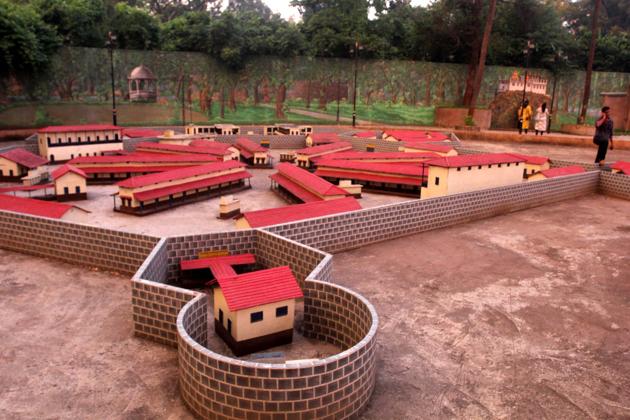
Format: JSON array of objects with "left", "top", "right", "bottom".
[{"left": 517, "top": 99, "right": 550, "bottom": 136}]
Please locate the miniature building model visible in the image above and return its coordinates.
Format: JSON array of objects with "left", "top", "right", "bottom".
[
  {"left": 219, "top": 195, "right": 241, "bottom": 219},
  {"left": 0, "top": 148, "right": 48, "bottom": 182},
  {"left": 234, "top": 138, "right": 271, "bottom": 167},
  {"left": 37, "top": 125, "right": 123, "bottom": 162},
  {"left": 315, "top": 159, "right": 427, "bottom": 196},
  {"left": 0, "top": 194, "right": 75, "bottom": 219},
  {"left": 270, "top": 163, "right": 351, "bottom": 203},
  {"left": 314, "top": 151, "right": 439, "bottom": 165},
  {"left": 528, "top": 165, "right": 586, "bottom": 181},
  {"left": 264, "top": 124, "right": 312, "bottom": 136},
  {"left": 236, "top": 197, "right": 362, "bottom": 229},
  {"left": 51, "top": 165, "right": 87, "bottom": 201},
  {"left": 115, "top": 160, "right": 252, "bottom": 215},
  {"left": 189, "top": 139, "right": 241, "bottom": 161},
  {"left": 128, "top": 65, "right": 157, "bottom": 102},
  {"left": 294, "top": 142, "right": 353, "bottom": 168},
  {"left": 69, "top": 153, "right": 220, "bottom": 183},
  {"left": 180, "top": 253, "right": 256, "bottom": 288},
  {"left": 498, "top": 71, "right": 548, "bottom": 95},
  {"left": 400, "top": 143, "right": 457, "bottom": 157},
  {"left": 353, "top": 131, "right": 379, "bottom": 139},
  {"left": 421, "top": 154, "right": 525, "bottom": 199},
  {"left": 382, "top": 130, "right": 450, "bottom": 143},
  {"left": 507, "top": 153, "right": 550, "bottom": 178},
  {"left": 305, "top": 133, "right": 340, "bottom": 147},
  {"left": 135, "top": 141, "right": 236, "bottom": 161},
  {"left": 122, "top": 128, "right": 162, "bottom": 139},
  {"left": 185, "top": 124, "right": 240, "bottom": 136},
  {"left": 611, "top": 161, "right": 630, "bottom": 175},
  {"left": 338, "top": 179, "right": 362, "bottom": 197},
  {"left": 213, "top": 266, "right": 304, "bottom": 356}
]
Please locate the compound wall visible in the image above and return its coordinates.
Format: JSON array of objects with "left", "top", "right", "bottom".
[{"left": 600, "top": 171, "right": 630, "bottom": 200}]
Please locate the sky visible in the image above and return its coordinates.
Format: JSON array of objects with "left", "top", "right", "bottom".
[{"left": 231, "top": 0, "right": 433, "bottom": 22}]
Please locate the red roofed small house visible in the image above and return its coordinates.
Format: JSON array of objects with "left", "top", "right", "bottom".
[
  {"left": 51, "top": 164, "right": 87, "bottom": 201},
  {"left": 0, "top": 148, "right": 48, "bottom": 181},
  {"left": 507, "top": 153, "right": 550, "bottom": 177},
  {"left": 235, "top": 137, "right": 271, "bottom": 167},
  {"left": 213, "top": 266, "right": 304, "bottom": 356},
  {"left": 294, "top": 142, "right": 353, "bottom": 168},
  {"left": 611, "top": 161, "right": 630, "bottom": 175},
  {"left": 37, "top": 125, "right": 123, "bottom": 162},
  {"left": 528, "top": 165, "right": 586, "bottom": 181}
]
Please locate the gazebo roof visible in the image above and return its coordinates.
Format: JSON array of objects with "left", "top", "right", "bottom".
[{"left": 128, "top": 65, "right": 156, "bottom": 80}]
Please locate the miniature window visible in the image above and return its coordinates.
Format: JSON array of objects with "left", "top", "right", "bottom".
[
  {"left": 75, "top": 186, "right": 80, "bottom": 194},
  {"left": 78, "top": 137, "right": 81, "bottom": 143},
  {"left": 96, "top": 136, "right": 100, "bottom": 141},
  {"left": 507, "top": 163, "right": 511, "bottom": 167},
  {"left": 105, "top": 135, "right": 109, "bottom": 140},
  {"left": 523, "top": 169, "right": 527, "bottom": 177},
  {"left": 457, "top": 167, "right": 461, "bottom": 172},
  {"left": 435, "top": 177, "right": 440, "bottom": 186},
  {"left": 498, "top": 164, "right": 502, "bottom": 168},
  {"left": 58, "top": 138, "right": 62, "bottom": 143},
  {"left": 115, "top": 134, "right": 119, "bottom": 140},
  {"left": 516, "top": 162, "right": 520, "bottom": 166},
  {"left": 250, "top": 311, "right": 263, "bottom": 323},
  {"left": 47, "top": 137, "right": 51, "bottom": 142},
  {"left": 87, "top": 136, "right": 91, "bottom": 141},
  {"left": 488, "top": 165, "right": 492, "bottom": 168},
  {"left": 478, "top": 165, "right": 482, "bottom": 169},
  {"left": 219, "top": 309, "right": 224, "bottom": 324},
  {"left": 468, "top": 166, "right": 472, "bottom": 171},
  {"left": 276, "top": 306, "right": 288, "bottom": 317}
]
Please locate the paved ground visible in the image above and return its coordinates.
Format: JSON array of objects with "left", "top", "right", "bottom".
[
  {"left": 0, "top": 250, "right": 192, "bottom": 419},
  {"left": 333, "top": 194, "right": 630, "bottom": 419}
]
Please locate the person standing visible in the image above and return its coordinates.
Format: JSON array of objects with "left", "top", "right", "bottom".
[
  {"left": 517, "top": 99, "right": 533, "bottom": 134},
  {"left": 594, "top": 106, "right": 614, "bottom": 166},
  {"left": 534, "top": 102, "right": 549, "bottom": 135}
]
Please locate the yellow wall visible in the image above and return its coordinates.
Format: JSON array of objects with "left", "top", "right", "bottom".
[
  {"left": 0, "top": 157, "right": 21, "bottom": 177},
  {"left": 524, "top": 162, "right": 550, "bottom": 176},
  {"left": 38, "top": 130, "right": 122, "bottom": 161},
  {"left": 421, "top": 166, "right": 449, "bottom": 198},
  {"left": 54, "top": 172, "right": 87, "bottom": 196},
  {"left": 527, "top": 172, "right": 547, "bottom": 181},
  {"left": 401, "top": 146, "right": 458, "bottom": 157},
  {"left": 253, "top": 151, "right": 268, "bottom": 165},
  {"left": 214, "top": 288, "right": 295, "bottom": 342},
  {"left": 422, "top": 162, "right": 523, "bottom": 198},
  {"left": 235, "top": 217, "right": 251, "bottom": 229}
]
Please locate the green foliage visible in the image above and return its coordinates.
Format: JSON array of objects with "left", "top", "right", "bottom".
[
  {"left": 33, "top": 0, "right": 106, "bottom": 48},
  {"left": 464, "top": 114, "right": 474, "bottom": 126},
  {"left": 111, "top": 3, "right": 160, "bottom": 50}
]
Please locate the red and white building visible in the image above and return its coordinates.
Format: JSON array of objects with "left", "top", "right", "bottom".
[
  {"left": 234, "top": 137, "right": 271, "bottom": 167},
  {"left": 0, "top": 148, "right": 48, "bottom": 182},
  {"left": 37, "top": 125, "right": 124, "bottom": 162},
  {"left": 270, "top": 162, "right": 351, "bottom": 203},
  {"left": 294, "top": 142, "right": 353, "bottom": 168}
]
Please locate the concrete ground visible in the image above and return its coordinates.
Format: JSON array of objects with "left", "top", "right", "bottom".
[
  {"left": 0, "top": 249, "right": 191, "bottom": 419},
  {"left": 332, "top": 194, "right": 630, "bottom": 419}
]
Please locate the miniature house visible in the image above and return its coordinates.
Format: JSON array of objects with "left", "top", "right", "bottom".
[
  {"left": 219, "top": 195, "right": 241, "bottom": 219},
  {"left": 264, "top": 124, "right": 312, "bottom": 136},
  {"left": 270, "top": 163, "right": 351, "bottom": 203},
  {"left": 51, "top": 164, "right": 87, "bottom": 201},
  {"left": 37, "top": 125, "right": 123, "bottom": 162},
  {"left": 294, "top": 142, "right": 353, "bottom": 168},
  {"left": 610, "top": 161, "right": 630, "bottom": 175},
  {"left": 399, "top": 143, "right": 457, "bottom": 157},
  {"left": 213, "top": 266, "right": 303, "bottom": 356},
  {"left": 0, "top": 148, "right": 48, "bottom": 182},
  {"left": 528, "top": 165, "right": 585, "bottom": 181},
  {"left": 421, "top": 154, "right": 525, "bottom": 199},
  {"left": 305, "top": 133, "right": 340, "bottom": 147},
  {"left": 234, "top": 138, "right": 271, "bottom": 167},
  {"left": 128, "top": 65, "right": 157, "bottom": 102},
  {"left": 185, "top": 124, "right": 240, "bottom": 136},
  {"left": 507, "top": 153, "right": 550, "bottom": 178}
]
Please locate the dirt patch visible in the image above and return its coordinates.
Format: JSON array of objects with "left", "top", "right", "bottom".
[{"left": 332, "top": 194, "right": 630, "bottom": 419}]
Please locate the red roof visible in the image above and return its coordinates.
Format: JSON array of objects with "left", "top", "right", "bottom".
[
  {"left": 216, "top": 266, "right": 303, "bottom": 311},
  {"left": 402, "top": 142, "right": 455, "bottom": 153},
  {"left": 241, "top": 197, "right": 362, "bottom": 228},
  {"left": 135, "top": 141, "right": 230, "bottom": 157},
  {"left": 38, "top": 125, "right": 121, "bottom": 133},
  {"left": 132, "top": 171, "right": 251, "bottom": 201},
  {"left": 539, "top": 165, "right": 586, "bottom": 178},
  {"left": 189, "top": 139, "right": 232, "bottom": 152},
  {"left": 315, "top": 159, "right": 426, "bottom": 177},
  {"left": 295, "top": 142, "right": 352, "bottom": 156},
  {"left": 385, "top": 130, "right": 449, "bottom": 142},
  {"left": 507, "top": 153, "right": 549, "bottom": 165},
  {"left": 316, "top": 169, "right": 424, "bottom": 186},
  {"left": 425, "top": 153, "right": 525, "bottom": 168},
  {"left": 0, "top": 148, "right": 48, "bottom": 168},
  {"left": 117, "top": 160, "right": 247, "bottom": 188},
  {"left": 270, "top": 173, "right": 321, "bottom": 203},
  {"left": 236, "top": 137, "right": 266, "bottom": 153},
  {"left": 611, "top": 161, "right": 630, "bottom": 175},
  {"left": 0, "top": 195, "right": 73, "bottom": 219},
  {"left": 353, "top": 131, "right": 378, "bottom": 138},
  {"left": 122, "top": 128, "right": 162, "bottom": 138},
  {"left": 0, "top": 183, "right": 54, "bottom": 193},
  {"left": 276, "top": 163, "right": 349, "bottom": 197},
  {"left": 69, "top": 154, "right": 219, "bottom": 165},
  {"left": 79, "top": 165, "right": 196, "bottom": 174},
  {"left": 180, "top": 254, "right": 256, "bottom": 271},
  {"left": 51, "top": 164, "right": 87, "bottom": 180},
  {"left": 315, "top": 151, "right": 438, "bottom": 162},
  {"left": 310, "top": 133, "right": 340, "bottom": 144}
]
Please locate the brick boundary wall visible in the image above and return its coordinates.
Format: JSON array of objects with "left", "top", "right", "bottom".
[
  {"left": 123, "top": 137, "right": 159, "bottom": 151},
  {"left": 265, "top": 171, "right": 601, "bottom": 254},
  {"left": 0, "top": 210, "right": 158, "bottom": 275},
  {"left": 549, "top": 159, "right": 599, "bottom": 171},
  {"left": 599, "top": 171, "right": 630, "bottom": 200}
]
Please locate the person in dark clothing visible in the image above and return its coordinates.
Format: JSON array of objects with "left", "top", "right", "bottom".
[{"left": 594, "top": 106, "right": 614, "bottom": 166}]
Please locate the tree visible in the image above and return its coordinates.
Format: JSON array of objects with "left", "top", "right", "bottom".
[
  {"left": 111, "top": 3, "right": 161, "bottom": 50},
  {"left": 578, "top": 0, "right": 602, "bottom": 124},
  {"left": 161, "top": 11, "right": 210, "bottom": 52},
  {"left": 33, "top": 0, "right": 106, "bottom": 48},
  {"left": 140, "top": 0, "right": 221, "bottom": 21},
  {"left": 467, "top": 0, "right": 497, "bottom": 117}
]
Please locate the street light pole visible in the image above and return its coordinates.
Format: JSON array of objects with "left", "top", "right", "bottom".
[
  {"left": 352, "top": 40, "right": 359, "bottom": 127},
  {"left": 107, "top": 32, "right": 117, "bottom": 126},
  {"left": 521, "top": 40, "right": 535, "bottom": 105}
]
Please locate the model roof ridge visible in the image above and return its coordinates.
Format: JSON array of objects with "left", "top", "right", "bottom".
[
  {"left": 295, "top": 141, "right": 352, "bottom": 155},
  {"left": 425, "top": 153, "right": 526, "bottom": 168},
  {"left": 315, "top": 159, "right": 426, "bottom": 176},
  {"left": 216, "top": 266, "right": 303, "bottom": 312},
  {"left": 38, "top": 124, "right": 121, "bottom": 133},
  {"left": 275, "top": 162, "right": 349, "bottom": 196},
  {"left": 180, "top": 253, "right": 256, "bottom": 271},
  {"left": 236, "top": 137, "right": 266, "bottom": 152},
  {"left": 240, "top": 197, "right": 362, "bottom": 228},
  {"left": 122, "top": 128, "right": 162, "bottom": 138},
  {"left": 69, "top": 153, "right": 219, "bottom": 164},
  {"left": 506, "top": 152, "right": 550, "bottom": 165},
  {"left": 136, "top": 141, "right": 231, "bottom": 156},
  {"left": 0, "top": 147, "right": 48, "bottom": 168},
  {"left": 321, "top": 151, "right": 439, "bottom": 160},
  {"left": 539, "top": 165, "right": 586, "bottom": 178},
  {"left": 0, "top": 195, "right": 74, "bottom": 219},
  {"left": 51, "top": 164, "right": 87, "bottom": 180},
  {"left": 117, "top": 160, "right": 247, "bottom": 188},
  {"left": 189, "top": 139, "right": 232, "bottom": 150}
]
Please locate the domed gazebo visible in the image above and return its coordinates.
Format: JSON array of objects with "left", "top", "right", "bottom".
[{"left": 128, "top": 65, "right": 157, "bottom": 102}]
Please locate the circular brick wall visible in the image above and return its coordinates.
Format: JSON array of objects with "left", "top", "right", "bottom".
[{"left": 176, "top": 279, "right": 378, "bottom": 419}]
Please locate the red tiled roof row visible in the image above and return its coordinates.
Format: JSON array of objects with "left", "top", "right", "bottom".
[
  {"left": 0, "top": 183, "right": 54, "bottom": 193},
  {"left": 117, "top": 160, "right": 247, "bottom": 188},
  {"left": 316, "top": 169, "right": 424, "bottom": 186},
  {"left": 69, "top": 153, "right": 219, "bottom": 165},
  {"left": 309, "top": 133, "right": 340, "bottom": 144},
  {"left": 240, "top": 197, "right": 361, "bottom": 228},
  {"left": 217, "top": 266, "right": 303, "bottom": 311},
  {"left": 51, "top": 164, "right": 87, "bottom": 180},
  {"left": 270, "top": 173, "right": 321, "bottom": 203},
  {"left": 0, "top": 148, "right": 48, "bottom": 169},
  {"left": 38, "top": 125, "right": 121, "bottom": 133},
  {"left": 136, "top": 141, "right": 231, "bottom": 157},
  {"left": 79, "top": 165, "right": 197, "bottom": 174},
  {"left": 539, "top": 165, "right": 586, "bottom": 178},
  {"left": 402, "top": 142, "right": 455, "bottom": 153},
  {"left": 276, "top": 163, "right": 348, "bottom": 197},
  {"left": 314, "top": 151, "right": 439, "bottom": 162},
  {"left": 507, "top": 153, "right": 549, "bottom": 165},
  {"left": 122, "top": 128, "right": 162, "bottom": 138},
  {"left": 189, "top": 139, "right": 233, "bottom": 152},
  {"left": 180, "top": 254, "right": 256, "bottom": 271},
  {"left": 315, "top": 159, "right": 427, "bottom": 177},
  {"left": 0, "top": 195, "right": 73, "bottom": 219},
  {"left": 236, "top": 137, "right": 266, "bottom": 153},
  {"left": 425, "top": 153, "right": 525, "bottom": 168},
  {"left": 295, "top": 142, "right": 352, "bottom": 156}
]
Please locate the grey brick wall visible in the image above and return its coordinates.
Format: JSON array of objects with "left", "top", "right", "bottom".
[
  {"left": 123, "top": 137, "right": 159, "bottom": 152},
  {"left": 214, "top": 135, "right": 307, "bottom": 149},
  {"left": 549, "top": 159, "right": 599, "bottom": 171},
  {"left": 599, "top": 171, "right": 630, "bottom": 200}
]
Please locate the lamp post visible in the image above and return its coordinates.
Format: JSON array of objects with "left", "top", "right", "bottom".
[
  {"left": 106, "top": 32, "right": 117, "bottom": 126},
  {"left": 350, "top": 41, "right": 362, "bottom": 127},
  {"left": 521, "top": 39, "right": 535, "bottom": 105}
]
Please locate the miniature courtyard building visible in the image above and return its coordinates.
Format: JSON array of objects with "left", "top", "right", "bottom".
[
  {"left": 135, "top": 141, "right": 236, "bottom": 161},
  {"left": 528, "top": 165, "right": 586, "bottom": 181},
  {"left": 185, "top": 124, "right": 240, "bottom": 135},
  {"left": 305, "top": 132, "right": 340, "bottom": 147},
  {"left": 0, "top": 148, "right": 48, "bottom": 182},
  {"left": 235, "top": 137, "right": 271, "bottom": 167},
  {"left": 212, "top": 266, "right": 303, "bottom": 356},
  {"left": 37, "top": 125, "right": 123, "bottom": 162},
  {"left": 421, "top": 154, "right": 525, "bottom": 199},
  {"left": 219, "top": 195, "right": 241, "bottom": 219},
  {"left": 128, "top": 65, "right": 157, "bottom": 102},
  {"left": 264, "top": 124, "right": 312, "bottom": 136},
  {"left": 383, "top": 130, "right": 450, "bottom": 143},
  {"left": 69, "top": 153, "right": 220, "bottom": 183},
  {"left": 236, "top": 197, "right": 362, "bottom": 229},
  {"left": 611, "top": 161, "right": 630, "bottom": 175},
  {"left": 294, "top": 142, "right": 353, "bottom": 169},
  {"left": 270, "top": 163, "right": 351, "bottom": 203},
  {"left": 315, "top": 159, "right": 427, "bottom": 196},
  {"left": 399, "top": 142, "right": 457, "bottom": 156},
  {"left": 51, "top": 165, "right": 87, "bottom": 201},
  {"left": 338, "top": 180, "right": 362, "bottom": 197},
  {"left": 507, "top": 153, "right": 550, "bottom": 177},
  {"left": 189, "top": 139, "right": 241, "bottom": 161},
  {"left": 115, "top": 160, "right": 252, "bottom": 215},
  {"left": 180, "top": 253, "right": 256, "bottom": 288},
  {"left": 313, "top": 151, "right": 439, "bottom": 165}
]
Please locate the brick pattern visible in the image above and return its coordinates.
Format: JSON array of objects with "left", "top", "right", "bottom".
[
  {"left": 24, "top": 137, "right": 40, "bottom": 155},
  {"left": 214, "top": 135, "right": 307, "bottom": 150},
  {"left": 176, "top": 278, "right": 378, "bottom": 419},
  {"left": 134, "top": 237, "right": 169, "bottom": 283},
  {"left": 549, "top": 159, "right": 599, "bottom": 171},
  {"left": 599, "top": 171, "right": 630, "bottom": 200},
  {"left": 338, "top": 135, "right": 401, "bottom": 153},
  {"left": 0, "top": 210, "right": 158, "bottom": 274},
  {"left": 266, "top": 172, "right": 600, "bottom": 253}
]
